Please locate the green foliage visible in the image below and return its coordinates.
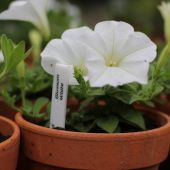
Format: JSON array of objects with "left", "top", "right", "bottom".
[
  {"left": 0, "top": 35, "right": 31, "bottom": 79},
  {"left": 155, "top": 43, "right": 170, "bottom": 93},
  {"left": 96, "top": 116, "right": 119, "bottom": 133},
  {"left": 118, "top": 109, "right": 146, "bottom": 130},
  {"left": 10, "top": 65, "right": 52, "bottom": 95},
  {"left": 66, "top": 97, "right": 146, "bottom": 133},
  {"left": 1, "top": 64, "right": 52, "bottom": 123},
  {"left": 0, "top": 35, "right": 51, "bottom": 124},
  {"left": 22, "top": 97, "right": 50, "bottom": 124}
]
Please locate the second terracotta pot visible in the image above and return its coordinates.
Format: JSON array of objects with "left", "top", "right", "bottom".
[
  {"left": 0, "top": 116, "right": 20, "bottom": 170},
  {"left": 15, "top": 107, "right": 170, "bottom": 170}
]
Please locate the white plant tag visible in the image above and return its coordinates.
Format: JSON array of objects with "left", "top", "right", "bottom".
[{"left": 50, "top": 63, "right": 69, "bottom": 129}]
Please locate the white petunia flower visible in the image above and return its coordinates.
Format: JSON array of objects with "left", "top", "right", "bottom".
[
  {"left": 41, "top": 38, "right": 101, "bottom": 85},
  {"left": 62, "top": 21, "right": 157, "bottom": 87},
  {"left": 0, "top": 51, "right": 4, "bottom": 63},
  {"left": 0, "top": 0, "right": 54, "bottom": 39},
  {"left": 158, "top": 2, "right": 170, "bottom": 42}
]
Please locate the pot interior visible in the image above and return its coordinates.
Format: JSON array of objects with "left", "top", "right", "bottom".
[
  {"left": 145, "top": 111, "right": 168, "bottom": 129},
  {"left": 0, "top": 119, "right": 13, "bottom": 137}
]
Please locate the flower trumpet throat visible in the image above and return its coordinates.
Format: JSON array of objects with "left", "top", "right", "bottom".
[{"left": 105, "top": 55, "right": 121, "bottom": 67}]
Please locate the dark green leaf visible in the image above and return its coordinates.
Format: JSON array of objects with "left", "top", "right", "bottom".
[
  {"left": 32, "top": 97, "right": 49, "bottom": 116},
  {"left": 119, "top": 110, "right": 146, "bottom": 130},
  {"left": 23, "top": 100, "right": 33, "bottom": 115},
  {"left": 96, "top": 116, "right": 119, "bottom": 133}
]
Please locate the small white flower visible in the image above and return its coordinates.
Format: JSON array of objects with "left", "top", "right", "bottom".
[
  {"left": 62, "top": 21, "right": 157, "bottom": 87},
  {"left": 0, "top": 51, "right": 4, "bottom": 63},
  {"left": 158, "top": 2, "right": 170, "bottom": 42},
  {"left": 0, "top": 0, "right": 53, "bottom": 39},
  {"left": 41, "top": 38, "right": 100, "bottom": 85}
]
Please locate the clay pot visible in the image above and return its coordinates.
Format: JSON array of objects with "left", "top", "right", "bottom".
[
  {"left": 15, "top": 106, "right": 170, "bottom": 170},
  {"left": 0, "top": 116, "right": 20, "bottom": 170}
]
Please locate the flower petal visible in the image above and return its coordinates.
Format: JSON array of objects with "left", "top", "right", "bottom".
[
  {"left": 41, "top": 39, "right": 73, "bottom": 75},
  {"left": 41, "top": 38, "right": 101, "bottom": 85},
  {"left": 86, "top": 59, "right": 148, "bottom": 87},
  {"left": 94, "top": 21, "right": 134, "bottom": 56},
  {"left": 29, "top": 0, "right": 49, "bottom": 31},
  {"left": 118, "top": 32, "right": 157, "bottom": 62},
  {"left": 120, "top": 60, "right": 150, "bottom": 84},
  {"left": 62, "top": 27, "right": 108, "bottom": 58},
  {"left": 41, "top": 40, "right": 77, "bottom": 85},
  {"left": 0, "top": 0, "right": 50, "bottom": 35}
]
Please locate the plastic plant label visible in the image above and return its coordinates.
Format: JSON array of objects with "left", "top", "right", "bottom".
[{"left": 50, "top": 63, "right": 69, "bottom": 129}]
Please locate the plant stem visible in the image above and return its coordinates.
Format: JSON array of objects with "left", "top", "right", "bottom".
[
  {"left": 16, "top": 61, "right": 26, "bottom": 108},
  {"left": 21, "top": 86, "right": 26, "bottom": 108}
]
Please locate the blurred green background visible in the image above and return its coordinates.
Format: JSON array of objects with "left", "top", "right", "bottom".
[{"left": 0, "top": 0, "right": 168, "bottom": 43}]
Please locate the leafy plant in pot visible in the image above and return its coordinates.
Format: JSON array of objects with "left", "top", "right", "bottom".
[
  {"left": 14, "top": 20, "right": 170, "bottom": 170},
  {"left": 0, "top": 35, "right": 30, "bottom": 170}
]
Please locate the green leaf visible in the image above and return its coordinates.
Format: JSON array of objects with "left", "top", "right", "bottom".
[
  {"left": 88, "top": 88, "right": 105, "bottom": 96},
  {"left": 78, "top": 97, "right": 95, "bottom": 112},
  {"left": 1, "top": 35, "right": 13, "bottom": 60},
  {"left": 0, "top": 35, "right": 29, "bottom": 79},
  {"left": 6, "top": 41, "right": 25, "bottom": 72},
  {"left": 119, "top": 110, "right": 146, "bottom": 130},
  {"left": 32, "top": 97, "right": 49, "bottom": 116},
  {"left": 23, "top": 100, "right": 33, "bottom": 115},
  {"left": 72, "top": 121, "right": 96, "bottom": 132},
  {"left": 1, "top": 90, "right": 17, "bottom": 107},
  {"left": 96, "top": 116, "right": 119, "bottom": 133},
  {"left": 24, "top": 48, "right": 32, "bottom": 60}
]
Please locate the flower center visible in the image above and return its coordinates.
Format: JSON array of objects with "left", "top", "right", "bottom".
[
  {"left": 75, "top": 64, "right": 88, "bottom": 76},
  {"left": 105, "top": 55, "right": 120, "bottom": 67}
]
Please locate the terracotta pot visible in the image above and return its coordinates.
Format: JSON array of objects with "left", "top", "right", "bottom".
[
  {"left": 15, "top": 106, "right": 170, "bottom": 170},
  {"left": 0, "top": 116, "right": 20, "bottom": 170}
]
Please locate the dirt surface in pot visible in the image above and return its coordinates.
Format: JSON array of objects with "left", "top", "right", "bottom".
[{"left": 0, "top": 132, "right": 9, "bottom": 143}]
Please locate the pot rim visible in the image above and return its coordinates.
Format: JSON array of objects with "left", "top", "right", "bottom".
[
  {"left": 15, "top": 107, "right": 170, "bottom": 141},
  {"left": 0, "top": 116, "right": 20, "bottom": 150}
]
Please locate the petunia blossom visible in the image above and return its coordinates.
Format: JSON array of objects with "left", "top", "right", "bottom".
[
  {"left": 0, "top": 0, "right": 53, "bottom": 39},
  {"left": 41, "top": 38, "right": 101, "bottom": 85},
  {"left": 62, "top": 21, "right": 157, "bottom": 87}
]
